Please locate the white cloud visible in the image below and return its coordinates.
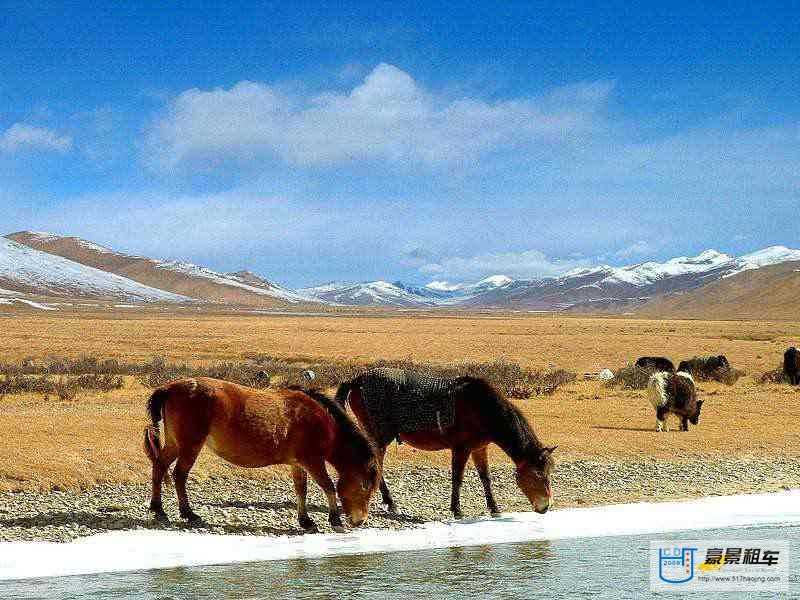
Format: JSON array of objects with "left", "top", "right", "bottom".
[
  {"left": 0, "top": 123, "right": 72, "bottom": 153},
  {"left": 420, "top": 248, "right": 589, "bottom": 280},
  {"left": 425, "top": 280, "right": 463, "bottom": 291},
  {"left": 614, "top": 240, "right": 651, "bottom": 259},
  {"left": 147, "top": 63, "right": 612, "bottom": 168}
]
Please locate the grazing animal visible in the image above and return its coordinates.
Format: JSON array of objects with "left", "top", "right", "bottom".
[
  {"left": 647, "top": 371, "right": 704, "bottom": 432},
  {"left": 336, "top": 368, "right": 556, "bottom": 518},
  {"left": 635, "top": 356, "right": 675, "bottom": 372},
  {"left": 784, "top": 347, "right": 800, "bottom": 385},
  {"left": 143, "top": 377, "right": 379, "bottom": 531},
  {"left": 677, "top": 355, "right": 730, "bottom": 380}
]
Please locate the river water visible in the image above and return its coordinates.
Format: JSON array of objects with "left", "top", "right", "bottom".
[{"left": 1, "top": 524, "right": 796, "bottom": 599}]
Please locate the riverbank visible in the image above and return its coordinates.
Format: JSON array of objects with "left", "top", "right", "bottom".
[
  {"left": 3, "top": 490, "right": 800, "bottom": 581},
  {"left": 1, "top": 456, "right": 798, "bottom": 543}
]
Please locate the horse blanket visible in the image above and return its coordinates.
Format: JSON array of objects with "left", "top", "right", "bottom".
[{"left": 357, "top": 368, "right": 458, "bottom": 447}]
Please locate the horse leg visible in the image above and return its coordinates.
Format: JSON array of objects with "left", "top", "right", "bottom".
[
  {"left": 303, "top": 458, "right": 345, "bottom": 533},
  {"left": 471, "top": 446, "right": 500, "bottom": 517},
  {"left": 149, "top": 439, "right": 177, "bottom": 521},
  {"left": 173, "top": 443, "right": 203, "bottom": 522},
  {"left": 292, "top": 465, "right": 317, "bottom": 531},
  {"left": 450, "top": 447, "right": 470, "bottom": 519},
  {"left": 375, "top": 445, "right": 398, "bottom": 513},
  {"left": 681, "top": 417, "right": 689, "bottom": 432}
]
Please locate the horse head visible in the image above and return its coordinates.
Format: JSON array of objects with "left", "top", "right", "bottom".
[
  {"left": 515, "top": 445, "right": 557, "bottom": 514},
  {"left": 337, "top": 459, "right": 380, "bottom": 527}
]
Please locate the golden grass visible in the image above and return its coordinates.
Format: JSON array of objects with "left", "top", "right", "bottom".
[{"left": 1, "top": 311, "right": 799, "bottom": 491}]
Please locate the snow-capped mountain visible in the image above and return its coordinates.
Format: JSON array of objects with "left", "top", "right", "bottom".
[
  {"left": 302, "top": 247, "right": 800, "bottom": 310},
  {"left": 5, "top": 229, "right": 800, "bottom": 313},
  {"left": 0, "top": 237, "right": 189, "bottom": 302},
  {"left": 300, "top": 274, "right": 515, "bottom": 307},
  {"left": 6, "top": 231, "right": 317, "bottom": 306},
  {"left": 300, "top": 281, "right": 439, "bottom": 307},
  {"left": 462, "top": 247, "right": 800, "bottom": 310}
]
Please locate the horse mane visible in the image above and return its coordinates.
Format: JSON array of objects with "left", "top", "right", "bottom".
[
  {"left": 286, "top": 386, "right": 376, "bottom": 463},
  {"left": 454, "top": 376, "right": 543, "bottom": 462}
]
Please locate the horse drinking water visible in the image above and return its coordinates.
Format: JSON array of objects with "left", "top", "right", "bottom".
[
  {"left": 143, "top": 377, "right": 380, "bottom": 531},
  {"left": 336, "top": 368, "right": 556, "bottom": 518}
]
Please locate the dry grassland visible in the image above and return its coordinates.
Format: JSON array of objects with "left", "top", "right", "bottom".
[{"left": 1, "top": 311, "right": 799, "bottom": 492}]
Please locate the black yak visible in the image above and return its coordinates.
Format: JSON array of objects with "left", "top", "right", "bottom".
[
  {"left": 635, "top": 356, "right": 675, "bottom": 372},
  {"left": 784, "top": 347, "right": 800, "bottom": 385}
]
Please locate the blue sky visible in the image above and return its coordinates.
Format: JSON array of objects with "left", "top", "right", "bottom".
[{"left": 1, "top": 2, "right": 798, "bottom": 287}]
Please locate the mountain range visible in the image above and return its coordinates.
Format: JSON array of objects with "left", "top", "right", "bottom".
[{"left": 2, "top": 230, "right": 800, "bottom": 318}]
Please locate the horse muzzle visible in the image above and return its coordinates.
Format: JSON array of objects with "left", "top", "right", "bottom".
[
  {"left": 348, "top": 510, "right": 368, "bottom": 528},
  {"left": 533, "top": 494, "right": 552, "bottom": 514}
]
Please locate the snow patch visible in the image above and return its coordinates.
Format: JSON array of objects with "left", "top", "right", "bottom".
[
  {"left": 153, "top": 260, "right": 313, "bottom": 303},
  {"left": 1, "top": 490, "right": 798, "bottom": 581},
  {"left": 14, "top": 298, "right": 57, "bottom": 311},
  {"left": 726, "top": 246, "right": 800, "bottom": 277},
  {"left": 0, "top": 239, "right": 190, "bottom": 303},
  {"left": 476, "top": 274, "right": 513, "bottom": 288}
]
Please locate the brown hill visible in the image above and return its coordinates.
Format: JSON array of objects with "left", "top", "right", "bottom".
[
  {"left": 6, "top": 232, "right": 315, "bottom": 307},
  {"left": 636, "top": 260, "right": 800, "bottom": 320}
]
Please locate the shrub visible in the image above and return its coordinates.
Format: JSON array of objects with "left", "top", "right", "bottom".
[
  {"left": 0, "top": 354, "right": 576, "bottom": 400},
  {"left": 677, "top": 356, "right": 743, "bottom": 385},
  {"left": 606, "top": 365, "right": 653, "bottom": 390},
  {"left": 759, "top": 367, "right": 788, "bottom": 384}
]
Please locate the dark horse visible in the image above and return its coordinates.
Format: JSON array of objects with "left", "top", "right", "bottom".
[
  {"left": 336, "top": 369, "right": 556, "bottom": 518},
  {"left": 144, "top": 377, "right": 380, "bottom": 531}
]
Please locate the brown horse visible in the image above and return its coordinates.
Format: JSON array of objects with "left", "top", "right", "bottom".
[
  {"left": 143, "top": 377, "right": 380, "bottom": 531},
  {"left": 336, "top": 371, "right": 556, "bottom": 518}
]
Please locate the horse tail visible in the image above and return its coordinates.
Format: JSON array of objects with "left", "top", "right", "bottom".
[
  {"left": 335, "top": 379, "right": 355, "bottom": 408},
  {"left": 144, "top": 386, "right": 172, "bottom": 485}
]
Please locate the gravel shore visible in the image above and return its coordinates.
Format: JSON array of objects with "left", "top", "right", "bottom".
[{"left": 1, "top": 456, "right": 797, "bottom": 543}]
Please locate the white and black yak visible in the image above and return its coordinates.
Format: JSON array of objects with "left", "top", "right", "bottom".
[{"left": 647, "top": 371, "right": 704, "bottom": 432}]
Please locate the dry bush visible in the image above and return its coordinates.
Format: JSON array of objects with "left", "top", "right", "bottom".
[
  {"left": 1, "top": 354, "right": 575, "bottom": 400},
  {"left": 715, "top": 368, "right": 745, "bottom": 386},
  {"left": 678, "top": 357, "right": 743, "bottom": 385},
  {"left": 759, "top": 366, "right": 789, "bottom": 384},
  {"left": 136, "top": 358, "right": 273, "bottom": 390},
  {"left": 0, "top": 359, "right": 126, "bottom": 401},
  {"left": 607, "top": 365, "right": 653, "bottom": 390}
]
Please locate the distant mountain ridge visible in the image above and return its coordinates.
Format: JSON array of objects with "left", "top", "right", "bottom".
[
  {"left": 6, "top": 231, "right": 315, "bottom": 306},
  {"left": 300, "top": 247, "right": 800, "bottom": 311},
  {"left": 0, "top": 237, "right": 189, "bottom": 302},
  {"left": 4, "top": 230, "right": 800, "bottom": 317}
]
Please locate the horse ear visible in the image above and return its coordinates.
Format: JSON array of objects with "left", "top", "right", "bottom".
[{"left": 543, "top": 445, "right": 558, "bottom": 456}]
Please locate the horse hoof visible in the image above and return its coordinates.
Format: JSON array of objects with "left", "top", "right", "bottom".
[
  {"left": 387, "top": 504, "right": 399, "bottom": 515},
  {"left": 182, "top": 511, "right": 203, "bottom": 523},
  {"left": 332, "top": 525, "right": 346, "bottom": 534},
  {"left": 452, "top": 511, "right": 464, "bottom": 519},
  {"left": 153, "top": 511, "right": 169, "bottom": 523},
  {"left": 490, "top": 510, "right": 502, "bottom": 518},
  {"left": 298, "top": 516, "right": 317, "bottom": 531}
]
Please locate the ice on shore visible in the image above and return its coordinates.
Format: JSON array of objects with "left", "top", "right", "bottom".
[{"left": 1, "top": 490, "right": 799, "bottom": 581}]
